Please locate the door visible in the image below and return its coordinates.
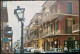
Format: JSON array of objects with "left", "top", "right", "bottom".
[
  {"left": 67, "top": 40, "right": 75, "bottom": 49},
  {"left": 64, "top": 37, "right": 75, "bottom": 51}
]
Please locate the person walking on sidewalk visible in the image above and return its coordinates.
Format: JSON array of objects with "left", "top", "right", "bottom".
[
  {"left": 64, "top": 46, "right": 68, "bottom": 52},
  {"left": 6, "top": 47, "right": 9, "bottom": 52},
  {"left": 14, "top": 48, "right": 16, "bottom": 53}
]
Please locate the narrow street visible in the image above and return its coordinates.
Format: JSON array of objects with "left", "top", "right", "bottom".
[{"left": 1, "top": 0, "right": 80, "bottom": 54}]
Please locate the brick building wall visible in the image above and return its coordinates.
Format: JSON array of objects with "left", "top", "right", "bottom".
[
  {"left": 57, "top": 0, "right": 79, "bottom": 14},
  {"left": 52, "top": 35, "right": 79, "bottom": 48},
  {"left": 72, "top": 0, "right": 79, "bottom": 15}
]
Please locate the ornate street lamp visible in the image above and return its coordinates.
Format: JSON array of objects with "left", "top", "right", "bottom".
[{"left": 14, "top": 6, "right": 25, "bottom": 53}]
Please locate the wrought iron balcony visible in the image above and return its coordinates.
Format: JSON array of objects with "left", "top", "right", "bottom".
[
  {"left": 4, "top": 27, "right": 12, "bottom": 32},
  {"left": 72, "top": 23, "right": 79, "bottom": 33},
  {"left": 39, "top": 30, "right": 55, "bottom": 39},
  {"left": 54, "top": 30, "right": 61, "bottom": 34},
  {"left": 3, "top": 27, "right": 13, "bottom": 37}
]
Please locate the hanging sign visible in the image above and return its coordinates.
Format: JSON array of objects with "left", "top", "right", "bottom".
[{"left": 3, "top": 38, "right": 8, "bottom": 42}]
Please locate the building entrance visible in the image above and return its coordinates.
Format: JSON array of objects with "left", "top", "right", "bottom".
[{"left": 64, "top": 37, "right": 79, "bottom": 51}]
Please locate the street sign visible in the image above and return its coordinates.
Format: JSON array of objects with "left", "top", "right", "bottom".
[{"left": 3, "top": 38, "right": 8, "bottom": 42}]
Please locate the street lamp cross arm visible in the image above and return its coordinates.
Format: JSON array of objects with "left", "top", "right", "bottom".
[{"left": 14, "top": 6, "right": 25, "bottom": 22}]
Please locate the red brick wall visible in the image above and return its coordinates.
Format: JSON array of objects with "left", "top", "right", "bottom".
[
  {"left": 72, "top": 0, "right": 79, "bottom": 15},
  {"left": 52, "top": 35, "right": 79, "bottom": 48},
  {"left": 52, "top": 5, "right": 55, "bottom": 14},
  {"left": 57, "top": 0, "right": 79, "bottom": 14},
  {"left": 58, "top": 16, "right": 66, "bottom": 33},
  {"left": 59, "top": 0, "right": 67, "bottom": 13},
  {"left": 58, "top": 16, "right": 79, "bottom": 34},
  {"left": 73, "top": 16, "right": 79, "bottom": 24},
  {"left": 52, "top": 19, "right": 55, "bottom": 32},
  {"left": 57, "top": 1, "right": 60, "bottom": 13}
]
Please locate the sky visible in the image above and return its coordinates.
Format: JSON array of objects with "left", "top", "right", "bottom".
[{"left": 7, "top": 1, "right": 45, "bottom": 43}]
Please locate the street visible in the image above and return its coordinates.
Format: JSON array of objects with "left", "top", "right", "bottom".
[{"left": 1, "top": 0, "right": 80, "bottom": 53}]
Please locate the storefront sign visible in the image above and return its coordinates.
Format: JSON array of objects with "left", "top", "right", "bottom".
[{"left": 3, "top": 38, "right": 8, "bottom": 42}]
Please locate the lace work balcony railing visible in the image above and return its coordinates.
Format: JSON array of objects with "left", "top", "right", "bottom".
[{"left": 72, "top": 23, "right": 79, "bottom": 33}]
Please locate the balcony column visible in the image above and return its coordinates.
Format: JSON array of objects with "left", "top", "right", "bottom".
[
  {"left": 48, "top": 38, "right": 53, "bottom": 50},
  {"left": 50, "top": 42, "right": 52, "bottom": 49}
]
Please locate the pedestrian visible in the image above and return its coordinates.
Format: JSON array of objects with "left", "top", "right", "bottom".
[
  {"left": 64, "top": 46, "right": 68, "bottom": 52},
  {"left": 6, "top": 47, "right": 9, "bottom": 52},
  {"left": 2, "top": 47, "right": 4, "bottom": 53},
  {"left": 14, "top": 48, "right": 16, "bottom": 53}
]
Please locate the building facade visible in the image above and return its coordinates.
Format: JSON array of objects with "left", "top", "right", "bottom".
[
  {"left": 24, "top": 26, "right": 31, "bottom": 47},
  {"left": 25, "top": 0, "right": 79, "bottom": 52},
  {"left": 1, "top": 1, "right": 13, "bottom": 53}
]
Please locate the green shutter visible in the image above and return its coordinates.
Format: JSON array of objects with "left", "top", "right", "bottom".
[
  {"left": 73, "top": 20, "right": 75, "bottom": 24},
  {"left": 51, "top": 24, "right": 53, "bottom": 32},
  {"left": 65, "top": 19, "right": 68, "bottom": 33}
]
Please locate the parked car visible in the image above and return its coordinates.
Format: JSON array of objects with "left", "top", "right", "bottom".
[
  {"left": 15, "top": 48, "right": 31, "bottom": 54},
  {"left": 24, "top": 48, "right": 31, "bottom": 54},
  {"left": 45, "top": 51, "right": 55, "bottom": 53},
  {"left": 24, "top": 47, "right": 27, "bottom": 51},
  {"left": 48, "top": 48, "right": 58, "bottom": 52},
  {"left": 45, "top": 48, "right": 64, "bottom": 53},
  {"left": 31, "top": 48, "right": 41, "bottom": 53},
  {"left": 16, "top": 49, "right": 20, "bottom": 53},
  {"left": 27, "top": 47, "right": 33, "bottom": 52},
  {"left": 71, "top": 48, "right": 80, "bottom": 52}
]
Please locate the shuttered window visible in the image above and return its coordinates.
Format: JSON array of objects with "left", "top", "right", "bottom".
[
  {"left": 67, "top": 2, "right": 72, "bottom": 14},
  {"left": 51, "top": 23, "right": 53, "bottom": 32},
  {"left": 57, "top": 20, "right": 59, "bottom": 30},
  {"left": 73, "top": 19, "right": 75, "bottom": 24},
  {"left": 54, "top": 20, "right": 59, "bottom": 32},
  {"left": 65, "top": 19, "right": 68, "bottom": 33},
  {"left": 50, "top": 7, "right": 53, "bottom": 14},
  {"left": 55, "top": 4, "right": 57, "bottom": 13}
]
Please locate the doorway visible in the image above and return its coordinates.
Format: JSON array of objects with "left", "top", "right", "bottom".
[{"left": 64, "top": 37, "right": 75, "bottom": 51}]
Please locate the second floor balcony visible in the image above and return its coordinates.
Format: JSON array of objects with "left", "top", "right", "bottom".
[
  {"left": 29, "top": 23, "right": 79, "bottom": 40},
  {"left": 72, "top": 23, "right": 79, "bottom": 33}
]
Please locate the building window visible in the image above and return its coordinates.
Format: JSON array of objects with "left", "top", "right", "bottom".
[
  {"left": 35, "top": 20, "right": 38, "bottom": 25},
  {"left": 51, "top": 23, "right": 53, "bottom": 32},
  {"left": 50, "top": 7, "right": 53, "bottom": 14},
  {"left": 73, "top": 19, "right": 75, "bottom": 25},
  {"left": 55, "top": 4, "right": 57, "bottom": 13},
  {"left": 3, "top": 1, "right": 7, "bottom": 7},
  {"left": 67, "top": 2, "right": 72, "bottom": 14},
  {"left": 65, "top": 18, "right": 74, "bottom": 33},
  {"left": 54, "top": 19, "right": 59, "bottom": 32}
]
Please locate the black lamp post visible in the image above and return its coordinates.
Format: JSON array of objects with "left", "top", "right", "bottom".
[{"left": 14, "top": 6, "right": 25, "bottom": 53}]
